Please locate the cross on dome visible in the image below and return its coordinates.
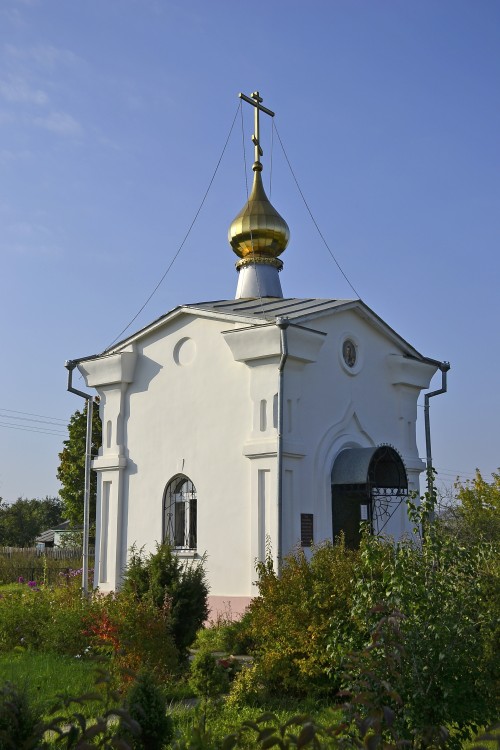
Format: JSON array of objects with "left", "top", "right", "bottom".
[
  {"left": 238, "top": 91, "right": 275, "bottom": 168},
  {"left": 230, "top": 90, "right": 289, "bottom": 299}
]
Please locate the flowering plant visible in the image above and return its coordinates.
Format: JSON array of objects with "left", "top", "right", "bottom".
[{"left": 217, "top": 656, "right": 241, "bottom": 681}]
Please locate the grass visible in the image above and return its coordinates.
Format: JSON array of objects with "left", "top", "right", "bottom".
[
  {"left": 0, "top": 649, "right": 496, "bottom": 748},
  {"left": 0, "top": 582, "right": 26, "bottom": 593},
  {"left": 171, "top": 695, "right": 343, "bottom": 747},
  {"left": 0, "top": 649, "right": 343, "bottom": 747},
  {"left": 0, "top": 650, "right": 113, "bottom": 721}
]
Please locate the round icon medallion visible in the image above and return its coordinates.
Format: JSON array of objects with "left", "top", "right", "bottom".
[{"left": 342, "top": 339, "right": 357, "bottom": 368}]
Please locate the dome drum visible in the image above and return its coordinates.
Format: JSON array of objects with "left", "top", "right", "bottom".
[{"left": 235, "top": 255, "right": 283, "bottom": 271}]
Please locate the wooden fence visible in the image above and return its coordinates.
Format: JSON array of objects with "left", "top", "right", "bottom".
[
  {"left": 0, "top": 546, "right": 95, "bottom": 559},
  {"left": 0, "top": 547, "right": 96, "bottom": 584}
]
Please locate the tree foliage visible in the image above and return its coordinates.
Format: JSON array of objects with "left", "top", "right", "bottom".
[
  {"left": 57, "top": 402, "right": 102, "bottom": 528},
  {"left": 0, "top": 496, "right": 63, "bottom": 547},
  {"left": 339, "top": 490, "right": 499, "bottom": 747},
  {"left": 441, "top": 468, "right": 500, "bottom": 544}
]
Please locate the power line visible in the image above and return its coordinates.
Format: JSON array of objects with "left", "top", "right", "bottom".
[
  {"left": 273, "top": 121, "right": 361, "bottom": 299},
  {"left": 0, "top": 422, "right": 67, "bottom": 437},
  {"left": 0, "top": 407, "right": 67, "bottom": 424},
  {"left": 103, "top": 103, "right": 241, "bottom": 353},
  {"left": 0, "top": 413, "right": 69, "bottom": 428}
]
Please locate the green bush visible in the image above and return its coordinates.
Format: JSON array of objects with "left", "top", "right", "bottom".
[
  {"left": 335, "top": 492, "right": 500, "bottom": 748},
  {"left": 39, "top": 582, "right": 90, "bottom": 656},
  {"left": 228, "top": 492, "right": 498, "bottom": 744},
  {"left": 0, "top": 585, "right": 51, "bottom": 652},
  {"left": 86, "top": 591, "right": 179, "bottom": 686},
  {"left": 189, "top": 651, "right": 230, "bottom": 702},
  {"left": 0, "top": 576, "right": 90, "bottom": 656},
  {"left": 228, "top": 539, "right": 359, "bottom": 702},
  {"left": 122, "top": 542, "right": 209, "bottom": 658},
  {"left": 125, "top": 671, "right": 174, "bottom": 750},
  {"left": 0, "top": 681, "right": 40, "bottom": 750},
  {"left": 195, "top": 610, "right": 255, "bottom": 656}
]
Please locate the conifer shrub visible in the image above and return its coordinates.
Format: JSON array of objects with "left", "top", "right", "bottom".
[
  {"left": 125, "top": 671, "right": 174, "bottom": 750},
  {"left": 122, "top": 542, "right": 209, "bottom": 658}
]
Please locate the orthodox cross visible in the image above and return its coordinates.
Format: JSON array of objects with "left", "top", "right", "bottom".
[{"left": 239, "top": 91, "right": 275, "bottom": 164}]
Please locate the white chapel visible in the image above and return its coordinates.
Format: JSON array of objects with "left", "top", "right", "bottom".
[{"left": 73, "top": 92, "right": 446, "bottom": 617}]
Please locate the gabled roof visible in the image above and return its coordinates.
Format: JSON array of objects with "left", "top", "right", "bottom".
[
  {"left": 188, "top": 297, "right": 352, "bottom": 320},
  {"left": 76, "top": 297, "right": 441, "bottom": 367},
  {"left": 35, "top": 520, "right": 74, "bottom": 544}
]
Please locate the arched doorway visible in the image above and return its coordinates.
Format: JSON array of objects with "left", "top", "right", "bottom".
[{"left": 331, "top": 446, "right": 408, "bottom": 548}]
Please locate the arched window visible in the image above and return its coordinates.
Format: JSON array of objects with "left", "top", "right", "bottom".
[{"left": 163, "top": 476, "right": 197, "bottom": 550}]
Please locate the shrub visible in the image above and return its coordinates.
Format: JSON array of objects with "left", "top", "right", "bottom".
[
  {"left": 335, "top": 492, "right": 500, "bottom": 748},
  {"left": 86, "top": 591, "right": 179, "bottom": 686},
  {"left": 125, "top": 671, "right": 174, "bottom": 750},
  {"left": 38, "top": 580, "right": 90, "bottom": 656},
  {"left": 0, "top": 681, "right": 40, "bottom": 750},
  {"left": 0, "top": 575, "right": 90, "bottom": 656},
  {"left": 228, "top": 539, "right": 359, "bottom": 702},
  {"left": 0, "top": 584, "right": 51, "bottom": 652},
  {"left": 195, "top": 609, "right": 255, "bottom": 656},
  {"left": 122, "top": 542, "right": 209, "bottom": 658},
  {"left": 189, "top": 650, "right": 231, "bottom": 734},
  {"left": 189, "top": 651, "right": 230, "bottom": 703}
]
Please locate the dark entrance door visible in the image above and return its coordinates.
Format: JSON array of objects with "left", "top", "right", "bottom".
[
  {"left": 331, "top": 487, "right": 371, "bottom": 549},
  {"left": 331, "top": 446, "right": 407, "bottom": 549}
]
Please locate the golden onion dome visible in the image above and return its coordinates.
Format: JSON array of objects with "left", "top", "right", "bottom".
[{"left": 228, "top": 162, "right": 290, "bottom": 268}]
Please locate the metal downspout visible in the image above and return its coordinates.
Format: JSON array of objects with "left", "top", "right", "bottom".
[
  {"left": 276, "top": 317, "right": 289, "bottom": 573},
  {"left": 65, "top": 360, "right": 94, "bottom": 598},
  {"left": 424, "top": 361, "right": 451, "bottom": 504}
]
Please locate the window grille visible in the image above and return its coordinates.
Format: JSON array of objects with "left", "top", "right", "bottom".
[
  {"left": 300, "top": 513, "right": 314, "bottom": 547},
  {"left": 164, "top": 476, "right": 197, "bottom": 549}
]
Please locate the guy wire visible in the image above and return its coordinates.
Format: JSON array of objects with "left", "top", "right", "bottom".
[
  {"left": 103, "top": 103, "right": 241, "bottom": 352},
  {"left": 273, "top": 122, "right": 361, "bottom": 300}
]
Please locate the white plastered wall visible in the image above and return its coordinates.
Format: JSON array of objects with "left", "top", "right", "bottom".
[{"left": 79, "top": 305, "right": 437, "bottom": 605}]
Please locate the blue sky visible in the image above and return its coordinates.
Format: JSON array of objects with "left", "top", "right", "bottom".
[{"left": 1, "top": 0, "right": 498, "bottom": 502}]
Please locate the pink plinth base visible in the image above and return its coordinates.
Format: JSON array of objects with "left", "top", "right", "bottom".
[{"left": 207, "top": 595, "right": 252, "bottom": 623}]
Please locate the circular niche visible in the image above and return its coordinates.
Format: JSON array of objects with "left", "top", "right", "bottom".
[
  {"left": 339, "top": 333, "right": 362, "bottom": 375},
  {"left": 173, "top": 337, "right": 197, "bottom": 366}
]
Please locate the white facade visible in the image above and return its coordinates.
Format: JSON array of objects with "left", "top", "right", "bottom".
[{"left": 77, "top": 297, "right": 437, "bottom": 617}]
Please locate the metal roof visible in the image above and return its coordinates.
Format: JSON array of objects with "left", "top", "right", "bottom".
[
  {"left": 76, "top": 296, "right": 441, "bottom": 368},
  {"left": 187, "top": 297, "right": 354, "bottom": 321}
]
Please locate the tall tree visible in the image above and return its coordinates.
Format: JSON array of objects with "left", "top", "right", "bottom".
[
  {"left": 0, "top": 496, "right": 64, "bottom": 547},
  {"left": 57, "top": 403, "right": 102, "bottom": 528}
]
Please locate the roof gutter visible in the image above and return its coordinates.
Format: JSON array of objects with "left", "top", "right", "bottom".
[
  {"left": 424, "top": 360, "right": 451, "bottom": 506},
  {"left": 276, "top": 317, "right": 289, "bottom": 574},
  {"left": 65, "top": 360, "right": 95, "bottom": 598}
]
